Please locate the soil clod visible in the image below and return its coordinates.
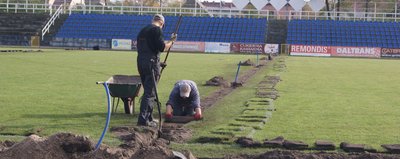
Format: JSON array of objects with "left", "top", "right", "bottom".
[
  {"left": 235, "top": 137, "right": 262, "bottom": 148},
  {"left": 283, "top": 140, "right": 309, "bottom": 150},
  {"left": 340, "top": 142, "right": 365, "bottom": 152},
  {"left": 382, "top": 144, "right": 400, "bottom": 154},
  {"left": 205, "top": 76, "right": 230, "bottom": 87},
  {"left": 231, "top": 82, "right": 243, "bottom": 88},
  {"left": 263, "top": 136, "right": 285, "bottom": 148},
  {"left": 315, "top": 140, "right": 336, "bottom": 150},
  {"left": 240, "top": 59, "right": 254, "bottom": 66},
  {"left": 196, "top": 136, "right": 229, "bottom": 144}
]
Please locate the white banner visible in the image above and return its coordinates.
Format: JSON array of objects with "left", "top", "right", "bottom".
[
  {"left": 264, "top": 44, "right": 279, "bottom": 54},
  {"left": 111, "top": 39, "right": 132, "bottom": 50},
  {"left": 205, "top": 42, "right": 231, "bottom": 53}
]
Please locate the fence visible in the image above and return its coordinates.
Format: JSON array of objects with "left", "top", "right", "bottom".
[{"left": 1, "top": 2, "right": 399, "bottom": 22}]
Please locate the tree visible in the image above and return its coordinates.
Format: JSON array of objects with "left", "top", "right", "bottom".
[{"left": 325, "top": 0, "right": 331, "bottom": 19}]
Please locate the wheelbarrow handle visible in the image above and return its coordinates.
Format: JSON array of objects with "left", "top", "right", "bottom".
[{"left": 96, "top": 81, "right": 105, "bottom": 84}]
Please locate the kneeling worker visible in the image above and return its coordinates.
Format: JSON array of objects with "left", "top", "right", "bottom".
[{"left": 165, "top": 80, "right": 202, "bottom": 120}]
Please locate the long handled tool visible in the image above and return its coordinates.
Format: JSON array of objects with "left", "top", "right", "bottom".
[
  {"left": 232, "top": 61, "right": 243, "bottom": 88},
  {"left": 159, "top": 15, "right": 183, "bottom": 78},
  {"left": 150, "top": 61, "right": 163, "bottom": 137}
]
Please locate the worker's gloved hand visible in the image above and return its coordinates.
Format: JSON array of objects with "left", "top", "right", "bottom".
[
  {"left": 170, "top": 33, "right": 177, "bottom": 42},
  {"left": 194, "top": 113, "right": 202, "bottom": 120},
  {"left": 165, "top": 113, "right": 173, "bottom": 119},
  {"left": 160, "top": 62, "right": 167, "bottom": 68}
]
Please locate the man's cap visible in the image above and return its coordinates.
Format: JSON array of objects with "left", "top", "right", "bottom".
[
  {"left": 153, "top": 14, "right": 165, "bottom": 23},
  {"left": 179, "top": 83, "right": 191, "bottom": 98}
]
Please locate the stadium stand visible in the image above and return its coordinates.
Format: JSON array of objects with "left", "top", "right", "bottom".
[
  {"left": 0, "top": 13, "right": 49, "bottom": 46},
  {"left": 55, "top": 14, "right": 267, "bottom": 43},
  {"left": 287, "top": 19, "right": 400, "bottom": 48}
]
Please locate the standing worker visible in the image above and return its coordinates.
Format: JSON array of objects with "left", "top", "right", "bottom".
[
  {"left": 165, "top": 80, "right": 203, "bottom": 120},
  {"left": 136, "top": 14, "right": 177, "bottom": 127}
]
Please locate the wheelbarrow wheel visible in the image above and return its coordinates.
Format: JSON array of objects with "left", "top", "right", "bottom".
[{"left": 122, "top": 98, "right": 134, "bottom": 115}]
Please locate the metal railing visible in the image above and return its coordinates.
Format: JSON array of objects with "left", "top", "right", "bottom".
[
  {"left": 1, "top": 3, "right": 399, "bottom": 22},
  {"left": 41, "top": 4, "right": 63, "bottom": 40}
]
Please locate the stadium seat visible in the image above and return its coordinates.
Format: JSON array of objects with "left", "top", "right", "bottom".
[
  {"left": 56, "top": 14, "right": 267, "bottom": 43},
  {"left": 287, "top": 19, "right": 400, "bottom": 48}
]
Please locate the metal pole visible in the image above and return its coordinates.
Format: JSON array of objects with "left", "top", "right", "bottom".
[
  {"left": 45, "top": 0, "right": 47, "bottom": 13},
  {"left": 121, "top": 0, "right": 123, "bottom": 14},
  {"left": 6, "top": 0, "right": 9, "bottom": 13},
  {"left": 395, "top": 2, "right": 398, "bottom": 22},
  {"left": 353, "top": 2, "right": 356, "bottom": 22},
  {"left": 219, "top": 1, "right": 222, "bottom": 18},
  {"left": 89, "top": 0, "right": 91, "bottom": 13},
  {"left": 140, "top": 0, "right": 143, "bottom": 15},
  {"left": 374, "top": 2, "right": 376, "bottom": 21},
  {"left": 26, "top": 0, "right": 28, "bottom": 13},
  {"left": 194, "top": 0, "right": 197, "bottom": 16}
]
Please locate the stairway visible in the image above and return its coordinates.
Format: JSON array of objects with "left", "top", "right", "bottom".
[{"left": 41, "top": 14, "right": 69, "bottom": 46}]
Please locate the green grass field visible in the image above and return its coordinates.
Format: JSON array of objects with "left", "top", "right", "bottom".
[
  {"left": 0, "top": 48, "right": 255, "bottom": 143},
  {"left": 1, "top": 48, "right": 400, "bottom": 158},
  {"left": 253, "top": 57, "right": 400, "bottom": 149},
  {"left": 173, "top": 56, "right": 400, "bottom": 157}
]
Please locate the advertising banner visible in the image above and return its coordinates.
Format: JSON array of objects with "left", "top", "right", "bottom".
[
  {"left": 205, "top": 42, "right": 231, "bottom": 53},
  {"left": 171, "top": 41, "right": 205, "bottom": 52},
  {"left": 381, "top": 48, "right": 400, "bottom": 58},
  {"left": 111, "top": 39, "right": 132, "bottom": 50},
  {"left": 290, "top": 45, "right": 331, "bottom": 57},
  {"left": 331, "top": 46, "right": 381, "bottom": 58},
  {"left": 264, "top": 44, "right": 279, "bottom": 54},
  {"left": 132, "top": 40, "right": 137, "bottom": 50},
  {"left": 230, "top": 43, "right": 265, "bottom": 54}
]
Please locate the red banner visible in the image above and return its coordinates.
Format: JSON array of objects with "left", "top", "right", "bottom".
[
  {"left": 290, "top": 45, "right": 331, "bottom": 57},
  {"left": 171, "top": 41, "right": 205, "bottom": 52},
  {"left": 331, "top": 46, "right": 381, "bottom": 58},
  {"left": 231, "top": 43, "right": 264, "bottom": 54},
  {"left": 381, "top": 48, "right": 400, "bottom": 58}
]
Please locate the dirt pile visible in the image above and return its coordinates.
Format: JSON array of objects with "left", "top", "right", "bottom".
[
  {"left": 205, "top": 76, "right": 230, "bottom": 87},
  {"left": 0, "top": 126, "right": 195, "bottom": 159},
  {"left": 225, "top": 149, "right": 400, "bottom": 159},
  {"left": 240, "top": 59, "right": 254, "bottom": 66},
  {"left": 0, "top": 141, "right": 15, "bottom": 152},
  {"left": 235, "top": 137, "right": 262, "bottom": 147},
  {"left": 161, "top": 123, "right": 192, "bottom": 143}
]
